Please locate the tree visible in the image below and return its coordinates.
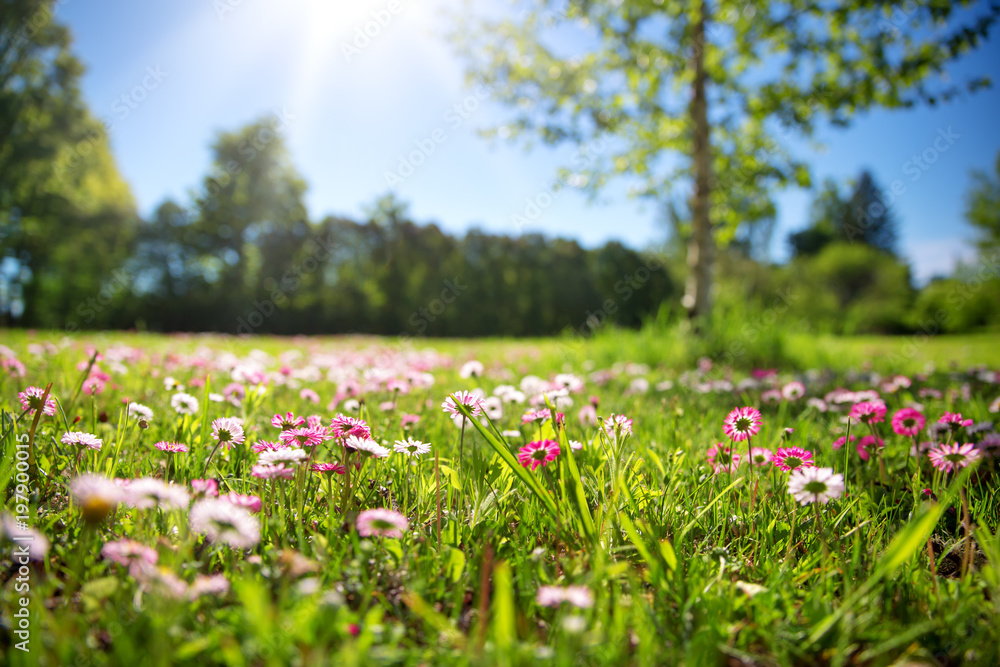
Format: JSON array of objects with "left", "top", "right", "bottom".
[
  {"left": 964, "top": 150, "right": 1000, "bottom": 251},
  {"left": 788, "top": 179, "right": 843, "bottom": 258},
  {"left": 451, "top": 0, "right": 999, "bottom": 326},
  {"left": 842, "top": 170, "right": 897, "bottom": 254},
  {"left": 1, "top": 0, "right": 137, "bottom": 328}
]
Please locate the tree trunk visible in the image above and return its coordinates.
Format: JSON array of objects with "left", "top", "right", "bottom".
[{"left": 684, "top": 0, "right": 714, "bottom": 324}]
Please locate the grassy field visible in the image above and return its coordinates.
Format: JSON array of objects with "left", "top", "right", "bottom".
[{"left": 1, "top": 330, "right": 999, "bottom": 665}]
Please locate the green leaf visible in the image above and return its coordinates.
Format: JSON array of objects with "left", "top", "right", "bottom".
[{"left": 447, "top": 547, "right": 466, "bottom": 583}]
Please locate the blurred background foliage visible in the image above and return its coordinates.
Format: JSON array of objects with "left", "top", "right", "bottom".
[{"left": 1, "top": 0, "right": 999, "bottom": 340}]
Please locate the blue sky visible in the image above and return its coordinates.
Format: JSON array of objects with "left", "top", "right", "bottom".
[{"left": 57, "top": 0, "right": 1000, "bottom": 284}]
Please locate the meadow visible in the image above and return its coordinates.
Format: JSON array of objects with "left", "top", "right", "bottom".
[{"left": 2, "top": 329, "right": 999, "bottom": 666}]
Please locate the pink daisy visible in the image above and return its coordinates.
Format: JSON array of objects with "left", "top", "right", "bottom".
[
  {"left": 517, "top": 440, "right": 560, "bottom": 471},
  {"left": 849, "top": 401, "right": 887, "bottom": 425},
  {"left": 18, "top": 386, "right": 57, "bottom": 416},
  {"left": 771, "top": 447, "right": 816, "bottom": 472},
  {"left": 251, "top": 463, "right": 295, "bottom": 480},
  {"left": 251, "top": 440, "right": 284, "bottom": 454},
  {"left": 400, "top": 413, "right": 421, "bottom": 429},
  {"left": 331, "top": 415, "right": 372, "bottom": 440},
  {"left": 707, "top": 444, "right": 742, "bottom": 474},
  {"left": 311, "top": 462, "right": 346, "bottom": 475},
  {"left": 191, "top": 479, "right": 219, "bottom": 497},
  {"left": 749, "top": 447, "right": 773, "bottom": 467},
  {"left": 927, "top": 443, "right": 980, "bottom": 473},
  {"left": 61, "top": 431, "right": 103, "bottom": 451},
  {"left": 856, "top": 436, "right": 884, "bottom": 462},
  {"left": 222, "top": 492, "right": 262, "bottom": 512},
  {"left": 723, "top": 407, "right": 762, "bottom": 442},
  {"left": 601, "top": 414, "right": 633, "bottom": 440},
  {"left": 441, "top": 391, "right": 484, "bottom": 418},
  {"left": 832, "top": 435, "right": 857, "bottom": 450},
  {"left": 211, "top": 417, "right": 245, "bottom": 449},
  {"left": 278, "top": 426, "right": 329, "bottom": 448},
  {"left": 938, "top": 412, "right": 973, "bottom": 430},
  {"left": 154, "top": 441, "right": 189, "bottom": 454},
  {"left": 891, "top": 408, "right": 926, "bottom": 437},
  {"left": 271, "top": 412, "right": 305, "bottom": 430},
  {"left": 102, "top": 539, "right": 158, "bottom": 568},
  {"left": 356, "top": 508, "right": 409, "bottom": 539}
]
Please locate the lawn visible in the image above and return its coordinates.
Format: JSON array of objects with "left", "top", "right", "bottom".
[{"left": 1, "top": 330, "right": 999, "bottom": 666}]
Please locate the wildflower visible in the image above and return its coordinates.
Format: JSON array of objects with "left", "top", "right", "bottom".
[
  {"left": 782, "top": 381, "right": 806, "bottom": 401},
  {"left": 300, "top": 388, "right": 320, "bottom": 404},
  {"left": 331, "top": 414, "right": 372, "bottom": 439},
  {"left": 849, "top": 401, "right": 886, "bottom": 425},
  {"left": 400, "top": 413, "right": 421, "bottom": 429},
  {"left": 723, "top": 407, "right": 762, "bottom": 442},
  {"left": 578, "top": 404, "right": 597, "bottom": 426},
  {"left": 807, "top": 397, "right": 828, "bottom": 412},
  {"left": 69, "top": 474, "right": 123, "bottom": 523},
  {"left": 251, "top": 440, "right": 284, "bottom": 454},
  {"left": 82, "top": 377, "right": 105, "bottom": 395},
  {"left": 211, "top": 417, "right": 245, "bottom": 449},
  {"left": 344, "top": 435, "right": 391, "bottom": 458},
  {"left": 761, "top": 389, "right": 782, "bottom": 404},
  {"left": 170, "top": 392, "right": 200, "bottom": 415},
  {"left": 311, "top": 462, "right": 346, "bottom": 474},
  {"left": 989, "top": 396, "right": 1000, "bottom": 414},
  {"left": 939, "top": 412, "right": 973, "bottom": 430},
  {"left": 502, "top": 429, "right": 522, "bottom": 439},
  {"left": 61, "top": 431, "right": 103, "bottom": 451},
  {"left": 356, "top": 508, "right": 409, "bottom": 538},
  {"left": 749, "top": 447, "right": 773, "bottom": 467},
  {"left": 163, "top": 377, "right": 183, "bottom": 391},
  {"left": 128, "top": 561, "right": 188, "bottom": 599},
  {"left": 258, "top": 447, "right": 310, "bottom": 466},
  {"left": 772, "top": 447, "right": 815, "bottom": 473},
  {"left": 272, "top": 411, "right": 306, "bottom": 430},
  {"left": 787, "top": 467, "right": 845, "bottom": 505},
  {"left": 518, "top": 440, "right": 560, "bottom": 471},
  {"left": 191, "top": 479, "right": 219, "bottom": 497},
  {"left": 832, "top": 435, "right": 857, "bottom": 450},
  {"left": 459, "top": 360, "right": 484, "bottom": 378},
  {"left": 707, "top": 444, "right": 742, "bottom": 474},
  {"left": 189, "top": 499, "right": 261, "bottom": 548},
  {"left": 536, "top": 585, "right": 594, "bottom": 609},
  {"left": 252, "top": 463, "right": 296, "bottom": 480},
  {"left": 154, "top": 441, "right": 189, "bottom": 454},
  {"left": 124, "top": 478, "right": 190, "bottom": 510},
  {"left": 279, "top": 426, "right": 329, "bottom": 448},
  {"left": 569, "top": 439, "right": 583, "bottom": 451},
  {"left": 18, "top": 386, "right": 57, "bottom": 416},
  {"left": 102, "top": 539, "right": 158, "bottom": 567},
  {"left": 927, "top": 443, "right": 981, "bottom": 473},
  {"left": 188, "top": 574, "right": 230, "bottom": 600},
  {"left": 483, "top": 396, "right": 503, "bottom": 420},
  {"left": 601, "top": 414, "right": 633, "bottom": 440},
  {"left": 128, "top": 403, "right": 154, "bottom": 422},
  {"left": 857, "top": 436, "right": 884, "bottom": 461},
  {"left": 394, "top": 437, "right": 432, "bottom": 457},
  {"left": 1, "top": 514, "right": 50, "bottom": 561},
  {"left": 222, "top": 492, "right": 263, "bottom": 512},
  {"left": 891, "top": 408, "right": 926, "bottom": 437},
  {"left": 441, "top": 390, "right": 484, "bottom": 418}
]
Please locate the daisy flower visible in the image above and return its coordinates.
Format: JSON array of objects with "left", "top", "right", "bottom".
[
  {"left": 569, "top": 440, "right": 583, "bottom": 451},
  {"left": 601, "top": 414, "right": 633, "bottom": 440},
  {"left": 189, "top": 499, "right": 260, "bottom": 549},
  {"left": 356, "top": 508, "right": 409, "bottom": 539},
  {"left": 482, "top": 396, "right": 503, "bottom": 420},
  {"left": 311, "top": 462, "right": 346, "bottom": 475},
  {"left": 781, "top": 381, "right": 806, "bottom": 401},
  {"left": 154, "top": 441, "right": 189, "bottom": 454},
  {"left": 61, "top": 431, "right": 103, "bottom": 451},
  {"left": 257, "top": 447, "right": 310, "bottom": 466},
  {"left": 400, "top": 413, "right": 421, "bottom": 429},
  {"left": 578, "top": 404, "right": 597, "bottom": 426},
  {"left": 849, "top": 401, "right": 887, "bottom": 425},
  {"left": 170, "top": 392, "right": 200, "bottom": 415},
  {"left": 723, "top": 407, "right": 762, "bottom": 442},
  {"left": 18, "top": 386, "right": 57, "bottom": 416},
  {"left": 459, "top": 360, "right": 484, "bottom": 379},
  {"left": 518, "top": 440, "right": 560, "bottom": 471},
  {"left": 536, "top": 585, "right": 594, "bottom": 609},
  {"left": 939, "top": 412, "right": 973, "bottom": 430},
  {"left": 748, "top": 447, "right": 773, "bottom": 467},
  {"left": 772, "top": 447, "right": 816, "bottom": 473},
  {"left": 787, "top": 467, "right": 845, "bottom": 505},
  {"left": 394, "top": 438, "right": 432, "bottom": 457},
  {"left": 271, "top": 412, "right": 306, "bottom": 430},
  {"left": 191, "top": 479, "right": 219, "bottom": 497},
  {"left": 278, "top": 426, "right": 329, "bottom": 448},
  {"left": 891, "top": 408, "right": 926, "bottom": 437},
  {"left": 69, "top": 474, "right": 123, "bottom": 523},
  {"left": 832, "top": 435, "right": 857, "bottom": 450},
  {"left": 927, "top": 443, "right": 981, "bottom": 473},
  {"left": 331, "top": 415, "right": 372, "bottom": 439},
  {"left": 128, "top": 403, "right": 154, "bottom": 422},
  {"left": 124, "top": 478, "right": 190, "bottom": 511},
  {"left": 188, "top": 574, "right": 230, "bottom": 600},
  {"left": 222, "top": 492, "right": 263, "bottom": 512},
  {"left": 707, "top": 444, "right": 742, "bottom": 474},
  {"left": 251, "top": 440, "right": 284, "bottom": 454},
  {"left": 989, "top": 396, "right": 1000, "bottom": 414},
  {"left": 856, "top": 436, "right": 884, "bottom": 461},
  {"left": 211, "top": 417, "right": 245, "bottom": 449},
  {"left": 441, "top": 390, "right": 484, "bottom": 418},
  {"left": 344, "top": 436, "right": 391, "bottom": 458},
  {"left": 102, "top": 539, "right": 158, "bottom": 568}
]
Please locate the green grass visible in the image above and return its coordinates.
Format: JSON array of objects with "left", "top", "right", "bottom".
[{"left": 1, "top": 330, "right": 999, "bottom": 666}]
